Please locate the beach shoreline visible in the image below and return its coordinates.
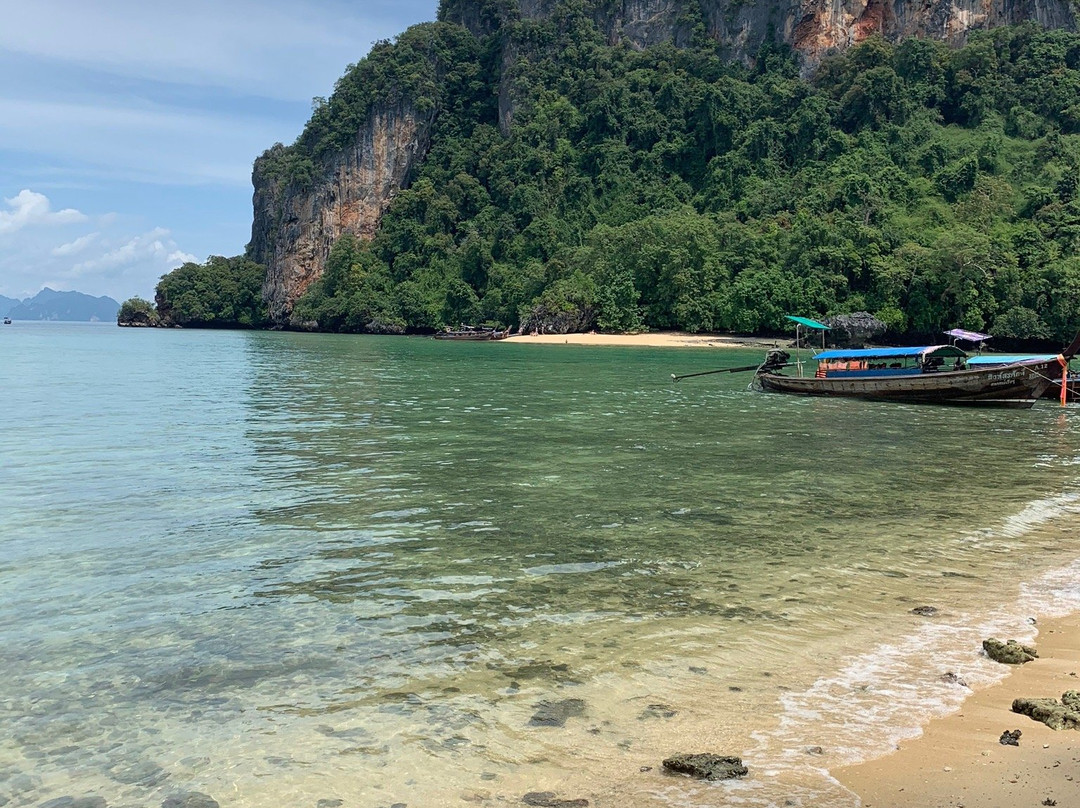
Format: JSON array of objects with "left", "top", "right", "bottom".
[
  {"left": 834, "top": 612, "right": 1080, "bottom": 807},
  {"left": 501, "top": 331, "right": 785, "bottom": 348}
]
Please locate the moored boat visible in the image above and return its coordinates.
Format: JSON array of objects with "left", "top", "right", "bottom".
[
  {"left": 754, "top": 318, "right": 1080, "bottom": 408},
  {"left": 434, "top": 326, "right": 511, "bottom": 341}
]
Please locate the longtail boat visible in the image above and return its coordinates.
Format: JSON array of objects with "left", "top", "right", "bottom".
[
  {"left": 753, "top": 317, "right": 1080, "bottom": 408},
  {"left": 434, "top": 326, "right": 511, "bottom": 341}
]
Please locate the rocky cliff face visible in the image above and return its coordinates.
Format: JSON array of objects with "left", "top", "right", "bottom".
[
  {"left": 250, "top": 102, "right": 435, "bottom": 324},
  {"left": 254, "top": 0, "right": 1075, "bottom": 324},
  {"left": 442, "top": 0, "right": 1076, "bottom": 64}
]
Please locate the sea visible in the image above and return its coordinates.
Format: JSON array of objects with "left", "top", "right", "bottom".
[{"left": 3, "top": 321, "right": 1080, "bottom": 808}]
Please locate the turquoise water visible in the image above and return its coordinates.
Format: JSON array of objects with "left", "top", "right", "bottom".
[{"left": 3, "top": 322, "right": 1080, "bottom": 807}]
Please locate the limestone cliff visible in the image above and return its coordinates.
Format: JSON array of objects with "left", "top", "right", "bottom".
[
  {"left": 252, "top": 0, "right": 1076, "bottom": 324},
  {"left": 441, "top": 0, "right": 1076, "bottom": 63},
  {"left": 250, "top": 102, "right": 434, "bottom": 324},
  {"left": 442, "top": 0, "right": 1076, "bottom": 134}
]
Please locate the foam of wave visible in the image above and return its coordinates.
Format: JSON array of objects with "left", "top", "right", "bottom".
[{"left": 733, "top": 487, "right": 1080, "bottom": 805}]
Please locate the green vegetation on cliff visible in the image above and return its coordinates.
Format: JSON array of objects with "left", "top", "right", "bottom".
[
  {"left": 295, "top": 17, "right": 1080, "bottom": 340},
  {"left": 117, "top": 297, "right": 160, "bottom": 327},
  {"left": 155, "top": 255, "right": 268, "bottom": 328},
  {"left": 177, "top": 7, "right": 1080, "bottom": 341}
]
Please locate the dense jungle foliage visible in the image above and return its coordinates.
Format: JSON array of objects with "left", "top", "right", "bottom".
[
  {"left": 161, "top": 10, "right": 1080, "bottom": 341},
  {"left": 155, "top": 255, "right": 268, "bottom": 328}
]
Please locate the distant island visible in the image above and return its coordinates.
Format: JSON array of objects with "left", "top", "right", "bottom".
[{"left": 2, "top": 288, "right": 120, "bottom": 322}]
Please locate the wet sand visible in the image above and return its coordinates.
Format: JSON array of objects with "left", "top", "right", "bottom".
[
  {"left": 501, "top": 331, "right": 784, "bottom": 348},
  {"left": 835, "top": 612, "right": 1080, "bottom": 807}
]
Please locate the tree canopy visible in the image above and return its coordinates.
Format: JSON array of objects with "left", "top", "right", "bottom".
[{"left": 165, "top": 12, "right": 1080, "bottom": 343}]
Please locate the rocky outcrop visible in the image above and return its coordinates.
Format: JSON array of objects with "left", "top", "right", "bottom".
[
  {"left": 661, "top": 753, "right": 749, "bottom": 780},
  {"left": 440, "top": 0, "right": 1076, "bottom": 68},
  {"left": 1012, "top": 692, "right": 1080, "bottom": 730},
  {"left": 250, "top": 102, "right": 435, "bottom": 323},
  {"left": 983, "top": 638, "right": 1039, "bottom": 664},
  {"left": 825, "top": 311, "right": 888, "bottom": 347}
]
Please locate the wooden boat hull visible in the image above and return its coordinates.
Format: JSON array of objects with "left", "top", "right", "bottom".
[
  {"left": 434, "top": 329, "right": 511, "bottom": 341},
  {"left": 757, "top": 358, "right": 1061, "bottom": 408},
  {"left": 1042, "top": 377, "right": 1079, "bottom": 402}
]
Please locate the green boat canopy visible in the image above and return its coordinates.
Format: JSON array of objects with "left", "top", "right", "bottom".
[{"left": 785, "top": 316, "right": 829, "bottom": 330}]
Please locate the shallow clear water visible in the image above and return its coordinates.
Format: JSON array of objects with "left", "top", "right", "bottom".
[{"left": 3, "top": 322, "right": 1080, "bottom": 808}]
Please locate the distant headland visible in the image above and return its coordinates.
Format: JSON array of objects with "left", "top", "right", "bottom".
[{"left": 2, "top": 288, "right": 119, "bottom": 322}]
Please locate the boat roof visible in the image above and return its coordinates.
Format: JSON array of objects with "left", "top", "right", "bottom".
[
  {"left": 944, "top": 328, "right": 992, "bottom": 342},
  {"left": 786, "top": 315, "right": 829, "bottom": 330},
  {"left": 814, "top": 345, "right": 966, "bottom": 360},
  {"left": 966, "top": 354, "right": 1057, "bottom": 365}
]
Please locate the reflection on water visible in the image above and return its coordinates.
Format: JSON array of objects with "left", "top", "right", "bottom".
[{"left": 2, "top": 324, "right": 1080, "bottom": 807}]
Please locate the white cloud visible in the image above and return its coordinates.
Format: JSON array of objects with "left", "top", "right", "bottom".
[
  {"left": 0, "top": 189, "right": 86, "bottom": 234},
  {"left": 52, "top": 232, "right": 99, "bottom": 256},
  {"left": 72, "top": 227, "right": 195, "bottom": 276},
  {"left": 0, "top": 189, "right": 197, "bottom": 301}
]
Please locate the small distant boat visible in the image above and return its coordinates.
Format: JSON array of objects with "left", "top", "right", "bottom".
[
  {"left": 434, "top": 326, "right": 511, "bottom": 341},
  {"left": 752, "top": 317, "right": 1080, "bottom": 408},
  {"left": 3, "top": 317, "right": 10, "bottom": 324}
]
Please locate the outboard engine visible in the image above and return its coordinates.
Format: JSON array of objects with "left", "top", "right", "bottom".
[{"left": 761, "top": 349, "right": 790, "bottom": 372}]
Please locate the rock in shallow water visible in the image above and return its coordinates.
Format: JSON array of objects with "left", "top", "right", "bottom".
[
  {"left": 662, "top": 753, "right": 748, "bottom": 781},
  {"left": 521, "top": 792, "right": 588, "bottom": 807},
  {"left": 161, "top": 792, "right": 219, "bottom": 808},
  {"left": 983, "top": 638, "right": 1038, "bottom": 664},
  {"left": 528, "top": 698, "right": 586, "bottom": 727}
]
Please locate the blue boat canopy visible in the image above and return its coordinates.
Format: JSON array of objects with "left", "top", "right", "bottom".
[
  {"left": 786, "top": 315, "right": 829, "bottom": 330},
  {"left": 814, "top": 345, "right": 966, "bottom": 360},
  {"left": 966, "top": 354, "right": 1057, "bottom": 366}
]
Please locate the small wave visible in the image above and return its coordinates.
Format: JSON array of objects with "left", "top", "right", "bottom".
[
  {"left": 964, "top": 490, "right": 1080, "bottom": 542},
  {"left": 523, "top": 561, "right": 622, "bottom": 576},
  {"left": 746, "top": 607, "right": 1039, "bottom": 777}
]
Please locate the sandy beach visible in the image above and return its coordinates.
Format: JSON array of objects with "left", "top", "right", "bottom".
[
  {"left": 835, "top": 612, "right": 1080, "bottom": 807},
  {"left": 501, "top": 331, "right": 784, "bottom": 348}
]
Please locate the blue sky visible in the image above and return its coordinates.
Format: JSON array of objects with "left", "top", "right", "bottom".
[{"left": 0, "top": 0, "right": 440, "bottom": 302}]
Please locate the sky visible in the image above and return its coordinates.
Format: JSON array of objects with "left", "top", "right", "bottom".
[{"left": 0, "top": 0, "right": 440, "bottom": 302}]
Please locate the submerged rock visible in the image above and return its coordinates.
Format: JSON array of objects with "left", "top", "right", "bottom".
[
  {"left": 521, "top": 792, "right": 589, "bottom": 807},
  {"left": 1012, "top": 692, "right": 1080, "bottom": 730},
  {"left": 941, "top": 672, "right": 970, "bottom": 688},
  {"left": 111, "top": 761, "right": 169, "bottom": 787},
  {"left": 529, "top": 698, "right": 586, "bottom": 727},
  {"left": 910, "top": 606, "right": 938, "bottom": 617},
  {"left": 638, "top": 703, "right": 678, "bottom": 720},
  {"left": 983, "top": 639, "right": 1038, "bottom": 665},
  {"left": 661, "top": 753, "right": 748, "bottom": 781},
  {"left": 161, "top": 793, "right": 219, "bottom": 808}
]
